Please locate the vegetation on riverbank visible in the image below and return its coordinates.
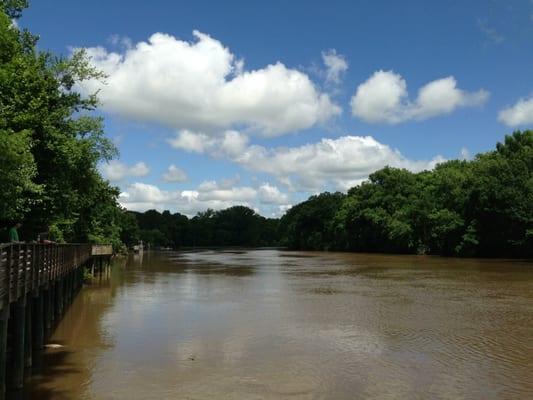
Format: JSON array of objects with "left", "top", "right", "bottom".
[
  {"left": 280, "top": 130, "right": 532, "bottom": 258},
  {"left": 0, "top": 1, "right": 134, "bottom": 250},
  {"left": 131, "top": 207, "right": 279, "bottom": 248}
]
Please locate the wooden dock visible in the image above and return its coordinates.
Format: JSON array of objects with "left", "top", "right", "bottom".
[{"left": 0, "top": 243, "right": 112, "bottom": 397}]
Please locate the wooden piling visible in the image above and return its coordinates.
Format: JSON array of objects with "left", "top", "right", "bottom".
[
  {"left": 54, "top": 280, "right": 62, "bottom": 321},
  {"left": 0, "top": 306, "right": 9, "bottom": 400},
  {"left": 43, "top": 286, "right": 52, "bottom": 339},
  {"left": 49, "top": 281, "right": 55, "bottom": 328},
  {"left": 24, "top": 294, "right": 32, "bottom": 368},
  {"left": 11, "top": 296, "right": 26, "bottom": 389},
  {"left": 32, "top": 289, "right": 44, "bottom": 350}
]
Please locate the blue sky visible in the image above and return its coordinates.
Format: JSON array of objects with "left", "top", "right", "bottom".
[{"left": 19, "top": 0, "right": 533, "bottom": 217}]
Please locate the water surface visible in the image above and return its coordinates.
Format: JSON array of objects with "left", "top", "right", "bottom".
[{"left": 16, "top": 250, "right": 533, "bottom": 399}]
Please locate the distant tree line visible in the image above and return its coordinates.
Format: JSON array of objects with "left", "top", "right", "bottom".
[
  {"left": 124, "top": 206, "right": 280, "bottom": 248},
  {"left": 279, "top": 131, "right": 532, "bottom": 258}
]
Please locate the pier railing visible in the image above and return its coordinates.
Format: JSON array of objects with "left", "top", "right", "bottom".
[{"left": 0, "top": 243, "right": 92, "bottom": 310}]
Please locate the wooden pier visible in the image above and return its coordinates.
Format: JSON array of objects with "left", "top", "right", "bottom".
[{"left": 0, "top": 243, "right": 112, "bottom": 397}]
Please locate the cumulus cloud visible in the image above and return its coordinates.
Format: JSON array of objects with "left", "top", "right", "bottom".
[
  {"left": 78, "top": 31, "right": 340, "bottom": 137},
  {"left": 119, "top": 179, "right": 289, "bottom": 216},
  {"left": 196, "top": 180, "right": 256, "bottom": 202},
  {"left": 238, "top": 136, "right": 445, "bottom": 191},
  {"left": 162, "top": 164, "right": 187, "bottom": 183},
  {"left": 101, "top": 160, "right": 150, "bottom": 182},
  {"left": 322, "top": 49, "right": 348, "bottom": 84},
  {"left": 172, "top": 131, "right": 445, "bottom": 192},
  {"left": 350, "top": 70, "right": 489, "bottom": 124},
  {"left": 258, "top": 183, "right": 289, "bottom": 204},
  {"left": 498, "top": 95, "right": 533, "bottom": 126},
  {"left": 168, "top": 129, "right": 249, "bottom": 158}
]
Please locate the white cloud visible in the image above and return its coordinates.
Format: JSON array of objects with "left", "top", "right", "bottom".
[
  {"left": 258, "top": 183, "right": 289, "bottom": 204},
  {"left": 167, "top": 130, "right": 213, "bottom": 153},
  {"left": 173, "top": 131, "right": 445, "bottom": 192},
  {"left": 101, "top": 160, "right": 150, "bottom": 182},
  {"left": 78, "top": 31, "right": 341, "bottom": 137},
  {"left": 350, "top": 70, "right": 489, "bottom": 124},
  {"left": 162, "top": 164, "right": 187, "bottom": 183},
  {"left": 108, "top": 34, "right": 133, "bottom": 49},
  {"left": 237, "top": 135, "right": 445, "bottom": 191},
  {"left": 119, "top": 180, "right": 289, "bottom": 216},
  {"left": 168, "top": 129, "right": 249, "bottom": 158},
  {"left": 196, "top": 180, "right": 256, "bottom": 202},
  {"left": 498, "top": 95, "right": 533, "bottom": 126},
  {"left": 322, "top": 49, "right": 348, "bottom": 84}
]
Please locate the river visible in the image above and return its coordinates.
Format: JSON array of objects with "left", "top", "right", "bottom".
[{"left": 13, "top": 250, "right": 533, "bottom": 399}]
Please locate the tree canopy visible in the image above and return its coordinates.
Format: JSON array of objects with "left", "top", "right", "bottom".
[
  {"left": 281, "top": 130, "right": 532, "bottom": 258},
  {"left": 0, "top": 3, "right": 128, "bottom": 248},
  {"left": 132, "top": 206, "right": 280, "bottom": 248}
]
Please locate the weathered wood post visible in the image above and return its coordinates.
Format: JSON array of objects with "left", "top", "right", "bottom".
[
  {"left": 54, "top": 278, "right": 62, "bottom": 321},
  {"left": 0, "top": 305, "right": 9, "bottom": 400},
  {"left": 68, "top": 270, "right": 74, "bottom": 304},
  {"left": 43, "top": 285, "right": 52, "bottom": 339},
  {"left": 65, "top": 272, "right": 71, "bottom": 306},
  {"left": 32, "top": 289, "right": 44, "bottom": 350},
  {"left": 24, "top": 294, "right": 32, "bottom": 368},
  {"left": 49, "top": 281, "right": 55, "bottom": 328},
  {"left": 12, "top": 295, "right": 26, "bottom": 389}
]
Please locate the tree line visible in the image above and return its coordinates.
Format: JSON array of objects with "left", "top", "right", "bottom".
[
  {"left": 279, "top": 130, "right": 532, "bottom": 258},
  {"left": 128, "top": 207, "right": 279, "bottom": 248}
]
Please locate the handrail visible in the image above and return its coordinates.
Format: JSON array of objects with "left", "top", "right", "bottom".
[{"left": 0, "top": 243, "right": 94, "bottom": 309}]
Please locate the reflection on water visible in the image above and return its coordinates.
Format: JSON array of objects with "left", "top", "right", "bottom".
[{"left": 13, "top": 250, "right": 533, "bottom": 399}]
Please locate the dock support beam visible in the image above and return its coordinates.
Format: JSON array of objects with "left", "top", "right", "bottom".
[
  {"left": 24, "top": 295, "right": 32, "bottom": 368},
  {"left": 55, "top": 279, "right": 62, "bottom": 321},
  {"left": 43, "top": 286, "right": 52, "bottom": 339},
  {"left": 0, "top": 306, "right": 9, "bottom": 400},
  {"left": 32, "top": 289, "right": 44, "bottom": 350},
  {"left": 12, "top": 296, "right": 26, "bottom": 389}
]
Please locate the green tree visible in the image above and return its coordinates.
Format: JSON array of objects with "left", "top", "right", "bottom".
[
  {"left": 0, "top": 3, "right": 126, "bottom": 249},
  {"left": 280, "top": 192, "right": 345, "bottom": 250}
]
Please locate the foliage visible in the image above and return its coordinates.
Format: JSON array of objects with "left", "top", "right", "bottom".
[
  {"left": 132, "top": 206, "right": 280, "bottom": 248},
  {"left": 0, "top": 129, "right": 40, "bottom": 220},
  {"left": 283, "top": 131, "right": 532, "bottom": 258},
  {"left": 279, "top": 192, "right": 345, "bottom": 250},
  {"left": 0, "top": 0, "right": 28, "bottom": 19},
  {"left": 0, "top": 4, "right": 127, "bottom": 249}
]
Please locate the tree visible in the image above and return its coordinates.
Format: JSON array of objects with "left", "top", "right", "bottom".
[
  {"left": 0, "top": 3, "right": 125, "bottom": 248},
  {"left": 279, "top": 192, "right": 345, "bottom": 250},
  {"left": 0, "top": 0, "right": 28, "bottom": 19}
]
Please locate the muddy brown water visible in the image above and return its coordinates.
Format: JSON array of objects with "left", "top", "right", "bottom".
[{"left": 12, "top": 250, "right": 533, "bottom": 399}]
